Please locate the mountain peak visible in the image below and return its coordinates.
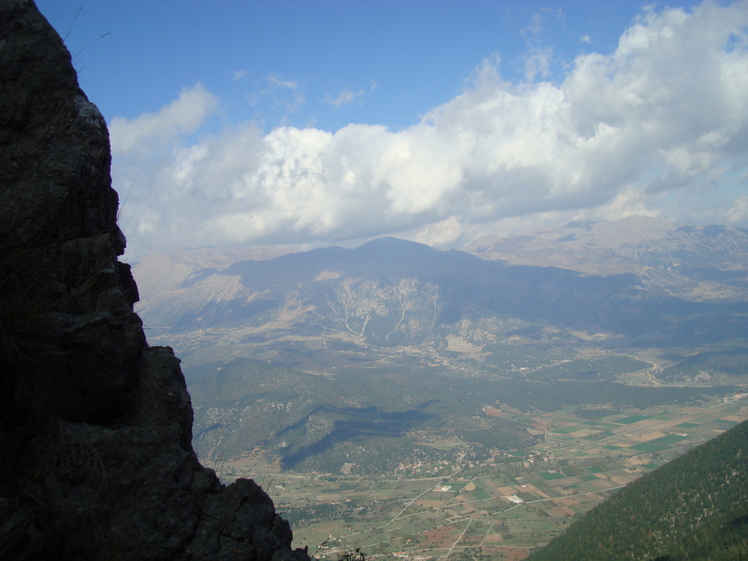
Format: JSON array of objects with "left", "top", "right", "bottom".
[{"left": 356, "top": 236, "right": 435, "bottom": 257}]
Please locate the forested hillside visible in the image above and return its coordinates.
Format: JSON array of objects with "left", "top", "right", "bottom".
[{"left": 528, "top": 420, "right": 748, "bottom": 561}]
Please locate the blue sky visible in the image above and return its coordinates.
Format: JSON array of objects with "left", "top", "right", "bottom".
[
  {"left": 37, "top": 1, "right": 748, "bottom": 258},
  {"left": 38, "top": 1, "right": 645, "bottom": 131}
]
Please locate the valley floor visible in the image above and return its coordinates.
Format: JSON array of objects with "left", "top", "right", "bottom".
[{"left": 202, "top": 393, "right": 748, "bottom": 561}]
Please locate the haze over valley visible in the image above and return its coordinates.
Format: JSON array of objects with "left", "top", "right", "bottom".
[{"left": 134, "top": 217, "right": 748, "bottom": 558}]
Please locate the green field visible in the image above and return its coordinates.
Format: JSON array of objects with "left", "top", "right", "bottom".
[
  {"left": 552, "top": 426, "right": 580, "bottom": 434},
  {"left": 205, "top": 394, "right": 748, "bottom": 561},
  {"left": 615, "top": 415, "right": 652, "bottom": 424},
  {"left": 539, "top": 472, "right": 564, "bottom": 480}
]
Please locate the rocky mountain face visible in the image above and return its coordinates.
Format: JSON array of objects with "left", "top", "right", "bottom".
[{"left": 0, "top": 2, "right": 308, "bottom": 559}]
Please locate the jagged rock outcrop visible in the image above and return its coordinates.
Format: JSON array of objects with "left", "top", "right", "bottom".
[{"left": 0, "top": 1, "right": 310, "bottom": 559}]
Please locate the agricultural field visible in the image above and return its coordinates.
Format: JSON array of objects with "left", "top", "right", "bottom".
[{"left": 204, "top": 391, "right": 748, "bottom": 561}]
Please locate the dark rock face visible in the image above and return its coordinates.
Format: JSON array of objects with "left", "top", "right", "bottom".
[{"left": 0, "top": 2, "right": 309, "bottom": 559}]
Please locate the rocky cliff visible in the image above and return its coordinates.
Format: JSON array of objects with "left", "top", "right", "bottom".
[{"left": 0, "top": 1, "right": 309, "bottom": 559}]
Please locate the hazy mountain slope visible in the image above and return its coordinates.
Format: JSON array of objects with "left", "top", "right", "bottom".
[
  {"left": 132, "top": 245, "right": 295, "bottom": 328},
  {"left": 467, "top": 216, "right": 748, "bottom": 302},
  {"left": 135, "top": 233, "right": 748, "bottom": 377},
  {"left": 527, "top": 420, "right": 748, "bottom": 561},
  {"left": 194, "top": 236, "right": 646, "bottom": 332}
]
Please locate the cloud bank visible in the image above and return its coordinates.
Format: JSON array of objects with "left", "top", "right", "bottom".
[{"left": 111, "top": 1, "right": 748, "bottom": 257}]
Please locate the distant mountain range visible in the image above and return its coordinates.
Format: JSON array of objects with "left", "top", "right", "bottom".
[
  {"left": 467, "top": 215, "right": 748, "bottom": 302},
  {"left": 135, "top": 217, "right": 748, "bottom": 372},
  {"left": 132, "top": 217, "right": 748, "bottom": 471}
]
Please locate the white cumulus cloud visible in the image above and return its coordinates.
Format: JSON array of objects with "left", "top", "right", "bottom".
[
  {"left": 326, "top": 82, "right": 376, "bottom": 107},
  {"left": 326, "top": 87, "right": 366, "bottom": 107},
  {"left": 110, "top": 84, "right": 218, "bottom": 156},
  {"left": 113, "top": 1, "right": 748, "bottom": 258}
]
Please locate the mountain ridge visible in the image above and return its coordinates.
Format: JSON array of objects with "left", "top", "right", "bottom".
[
  {"left": 135, "top": 221, "right": 748, "bottom": 366},
  {"left": 467, "top": 216, "right": 748, "bottom": 302}
]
